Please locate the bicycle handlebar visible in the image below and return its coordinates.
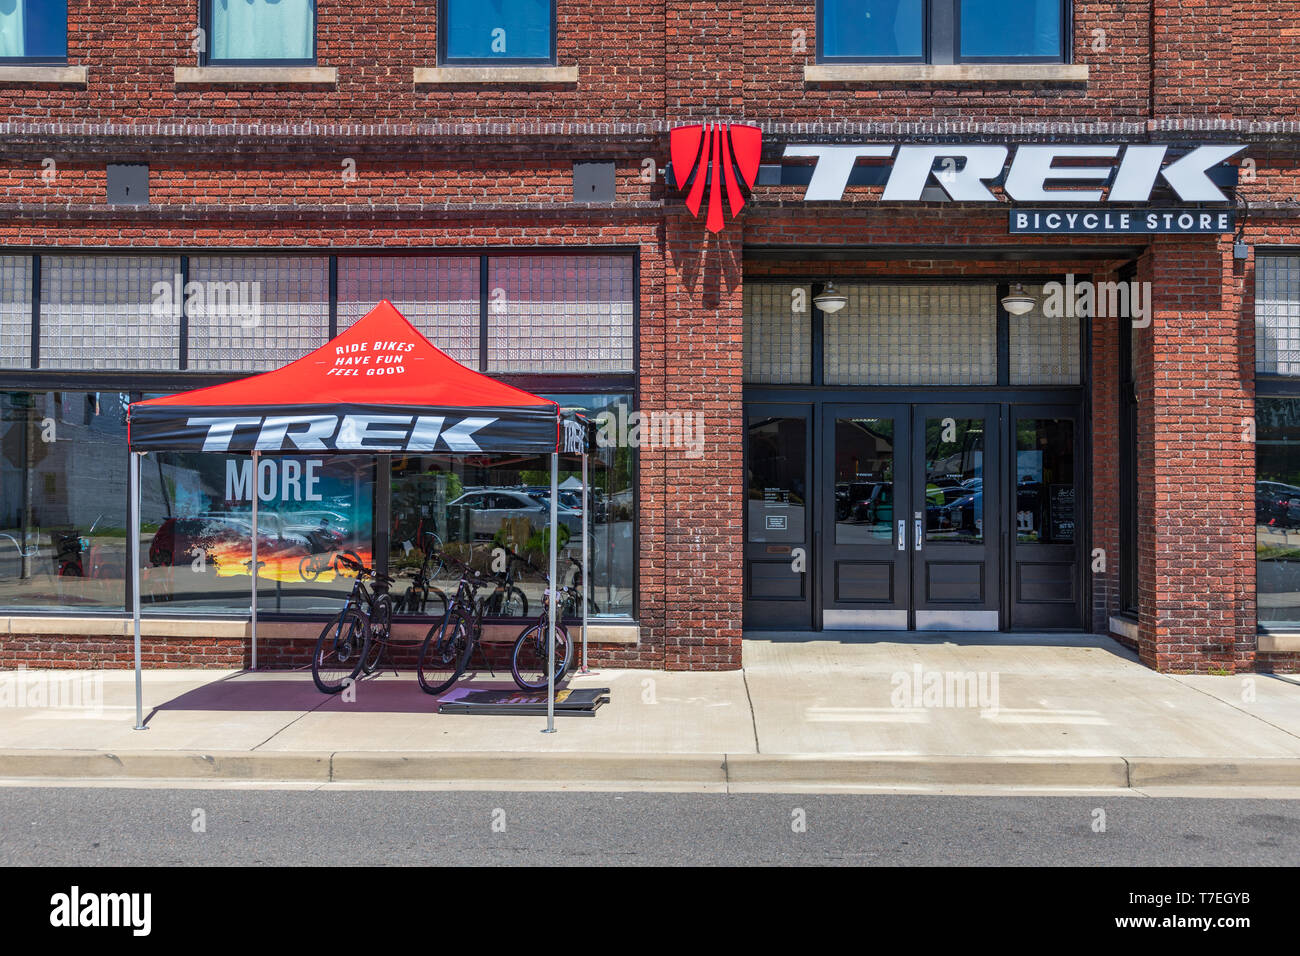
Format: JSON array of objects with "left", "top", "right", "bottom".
[{"left": 336, "top": 553, "right": 393, "bottom": 584}]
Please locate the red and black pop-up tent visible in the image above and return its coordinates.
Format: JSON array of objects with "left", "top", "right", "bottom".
[
  {"left": 124, "top": 300, "right": 587, "bottom": 732},
  {"left": 129, "top": 299, "right": 572, "bottom": 456}
]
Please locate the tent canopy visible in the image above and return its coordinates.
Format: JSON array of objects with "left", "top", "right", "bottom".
[{"left": 128, "top": 300, "right": 580, "bottom": 456}]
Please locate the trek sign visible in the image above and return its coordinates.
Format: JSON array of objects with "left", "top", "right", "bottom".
[
  {"left": 672, "top": 130, "right": 1246, "bottom": 234},
  {"left": 781, "top": 144, "right": 1245, "bottom": 204}
]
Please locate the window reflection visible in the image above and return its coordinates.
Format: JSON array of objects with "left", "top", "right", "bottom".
[
  {"left": 0, "top": 391, "right": 128, "bottom": 610},
  {"left": 141, "top": 453, "right": 375, "bottom": 614},
  {"left": 1014, "top": 418, "right": 1074, "bottom": 544},
  {"left": 834, "top": 417, "right": 895, "bottom": 544},
  {"left": 1257, "top": 398, "right": 1300, "bottom": 623},
  {"left": 926, "top": 418, "right": 984, "bottom": 543},
  {"left": 389, "top": 392, "right": 634, "bottom": 619}
]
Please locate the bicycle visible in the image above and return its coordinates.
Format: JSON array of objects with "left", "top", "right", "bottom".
[
  {"left": 311, "top": 554, "right": 395, "bottom": 694},
  {"left": 416, "top": 551, "right": 496, "bottom": 696},
  {"left": 478, "top": 544, "right": 531, "bottom": 617},
  {"left": 299, "top": 547, "right": 364, "bottom": 582},
  {"left": 561, "top": 555, "right": 602, "bottom": 618},
  {"left": 509, "top": 576, "right": 575, "bottom": 690},
  {"left": 396, "top": 532, "right": 450, "bottom": 618}
]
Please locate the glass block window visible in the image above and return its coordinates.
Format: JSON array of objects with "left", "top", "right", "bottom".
[
  {"left": 187, "top": 256, "right": 329, "bottom": 372},
  {"left": 0, "top": 255, "right": 32, "bottom": 368},
  {"left": 39, "top": 256, "right": 180, "bottom": 370},
  {"left": 1257, "top": 256, "right": 1300, "bottom": 377},
  {"left": 338, "top": 256, "right": 480, "bottom": 369},
  {"left": 1010, "top": 285, "right": 1080, "bottom": 385},
  {"left": 824, "top": 284, "right": 998, "bottom": 386},
  {"left": 744, "top": 282, "right": 812, "bottom": 384},
  {"left": 486, "top": 255, "right": 633, "bottom": 373}
]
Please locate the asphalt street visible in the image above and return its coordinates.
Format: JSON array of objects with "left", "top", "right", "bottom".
[{"left": 1, "top": 787, "right": 1298, "bottom": 866}]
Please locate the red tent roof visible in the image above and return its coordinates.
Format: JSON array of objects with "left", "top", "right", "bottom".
[{"left": 128, "top": 300, "right": 570, "bottom": 455}]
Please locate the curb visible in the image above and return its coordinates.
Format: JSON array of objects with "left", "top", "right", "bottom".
[
  {"left": 2, "top": 750, "right": 1299, "bottom": 790},
  {"left": 724, "top": 754, "right": 1131, "bottom": 788}
]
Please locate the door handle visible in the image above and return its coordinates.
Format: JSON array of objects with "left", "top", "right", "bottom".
[
  {"left": 914, "top": 512, "right": 923, "bottom": 552},
  {"left": 897, "top": 519, "right": 906, "bottom": 552}
]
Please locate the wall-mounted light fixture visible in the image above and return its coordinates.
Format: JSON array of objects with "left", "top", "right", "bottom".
[
  {"left": 1001, "top": 283, "right": 1036, "bottom": 316},
  {"left": 813, "top": 282, "right": 847, "bottom": 314}
]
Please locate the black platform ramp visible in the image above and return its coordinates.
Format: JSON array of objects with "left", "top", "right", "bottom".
[{"left": 436, "top": 686, "right": 610, "bottom": 717}]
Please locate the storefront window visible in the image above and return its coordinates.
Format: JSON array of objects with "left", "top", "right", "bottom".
[
  {"left": 140, "top": 452, "right": 374, "bottom": 614},
  {"left": 0, "top": 391, "right": 128, "bottom": 610},
  {"left": 1256, "top": 398, "right": 1300, "bottom": 625},
  {"left": 389, "top": 393, "right": 634, "bottom": 618}
]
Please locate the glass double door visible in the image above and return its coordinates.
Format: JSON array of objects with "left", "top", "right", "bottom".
[
  {"left": 824, "top": 403, "right": 999, "bottom": 630},
  {"left": 743, "top": 400, "right": 1083, "bottom": 631}
]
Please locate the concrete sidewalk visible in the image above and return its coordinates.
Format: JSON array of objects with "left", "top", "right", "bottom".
[{"left": 1, "top": 633, "right": 1299, "bottom": 793}]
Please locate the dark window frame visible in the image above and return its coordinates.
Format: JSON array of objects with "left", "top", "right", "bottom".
[
  {"left": 0, "top": 1, "right": 69, "bottom": 65},
  {"left": 437, "top": 0, "right": 558, "bottom": 67},
  {"left": 1254, "top": 250, "right": 1300, "bottom": 631},
  {"left": 816, "top": 0, "right": 1071, "bottom": 65},
  {"left": 198, "top": 0, "right": 319, "bottom": 68},
  {"left": 1117, "top": 266, "right": 1138, "bottom": 617}
]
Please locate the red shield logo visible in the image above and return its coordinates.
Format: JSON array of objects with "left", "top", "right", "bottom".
[{"left": 670, "top": 123, "right": 763, "bottom": 233}]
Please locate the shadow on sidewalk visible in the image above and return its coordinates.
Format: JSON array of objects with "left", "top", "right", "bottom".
[{"left": 148, "top": 670, "right": 572, "bottom": 719}]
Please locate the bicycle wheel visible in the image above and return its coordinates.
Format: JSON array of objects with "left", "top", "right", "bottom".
[
  {"left": 501, "top": 586, "right": 528, "bottom": 617},
  {"left": 312, "top": 610, "right": 367, "bottom": 694},
  {"left": 510, "top": 621, "right": 571, "bottom": 691},
  {"left": 427, "top": 587, "right": 448, "bottom": 621},
  {"left": 299, "top": 555, "right": 320, "bottom": 582},
  {"left": 416, "top": 609, "right": 474, "bottom": 696},
  {"left": 362, "top": 593, "right": 392, "bottom": 675}
]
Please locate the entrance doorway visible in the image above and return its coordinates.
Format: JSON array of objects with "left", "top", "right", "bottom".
[{"left": 743, "top": 401, "right": 1084, "bottom": 631}]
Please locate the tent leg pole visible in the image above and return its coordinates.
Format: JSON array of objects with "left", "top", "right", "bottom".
[
  {"left": 131, "top": 452, "right": 147, "bottom": 730},
  {"left": 250, "top": 451, "right": 259, "bottom": 672},
  {"left": 580, "top": 450, "right": 590, "bottom": 674},
  {"left": 543, "top": 452, "right": 558, "bottom": 734}
]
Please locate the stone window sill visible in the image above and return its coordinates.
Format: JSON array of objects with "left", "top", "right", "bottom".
[
  {"left": 174, "top": 66, "right": 338, "bottom": 85},
  {"left": 1258, "top": 632, "right": 1300, "bottom": 654},
  {"left": 0, "top": 65, "right": 87, "bottom": 85},
  {"left": 804, "top": 63, "right": 1088, "bottom": 83},
  {"left": 414, "top": 66, "right": 578, "bottom": 85},
  {"left": 0, "top": 615, "right": 640, "bottom": 644}
]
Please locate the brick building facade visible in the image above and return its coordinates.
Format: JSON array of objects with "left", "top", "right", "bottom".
[{"left": 0, "top": 1, "right": 1298, "bottom": 674}]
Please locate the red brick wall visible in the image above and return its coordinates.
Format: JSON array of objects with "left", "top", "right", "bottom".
[{"left": 1134, "top": 237, "right": 1255, "bottom": 673}]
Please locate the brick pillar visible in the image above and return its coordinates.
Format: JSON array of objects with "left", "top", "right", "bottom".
[
  {"left": 660, "top": 0, "right": 746, "bottom": 669},
  {"left": 660, "top": 211, "right": 744, "bottom": 670},
  {"left": 1136, "top": 237, "right": 1254, "bottom": 672}
]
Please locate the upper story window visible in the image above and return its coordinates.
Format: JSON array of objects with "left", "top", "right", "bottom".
[
  {"left": 439, "top": 0, "right": 556, "bottom": 65},
  {"left": 818, "top": 0, "right": 1068, "bottom": 63},
  {"left": 202, "top": 0, "right": 317, "bottom": 65},
  {"left": 0, "top": 0, "right": 68, "bottom": 63}
]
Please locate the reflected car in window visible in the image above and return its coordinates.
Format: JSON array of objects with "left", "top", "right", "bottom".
[{"left": 448, "top": 490, "right": 582, "bottom": 541}]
